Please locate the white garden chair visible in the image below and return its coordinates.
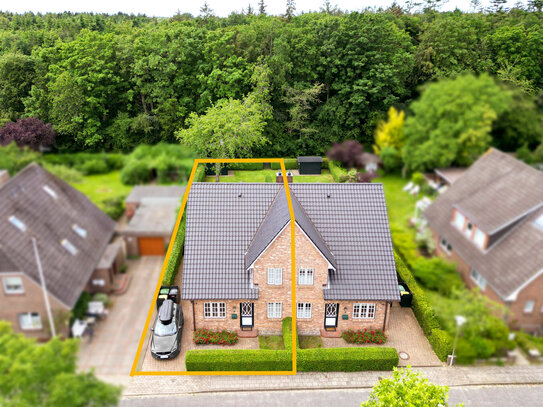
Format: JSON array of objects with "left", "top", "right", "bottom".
[
  {"left": 410, "top": 185, "right": 420, "bottom": 195},
  {"left": 402, "top": 181, "right": 414, "bottom": 192}
]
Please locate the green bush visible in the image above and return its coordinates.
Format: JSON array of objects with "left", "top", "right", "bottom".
[
  {"left": 229, "top": 162, "right": 264, "bottom": 170},
  {"left": 411, "top": 172, "right": 425, "bottom": 186},
  {"left": 321, "top": 157, "right": 330, "bottom": 169},
  {"left": 391, "top": 225, "right": 419, "bottom": 267},
  {"left": 71, "top": 292, "right": 91, "bottom": 322},
  {"left": 379, "top": 146, "right": 402, "bottom": 172},
  {"left": 79, "top": 159, "right": 109, "bottom": 175},
  {"left": 100, "top": 195, "right": 125, "bottom": 220},
  {"left": 282, "top": 317, "right": 299, "bottom": 350},
  {"left": 271, "top": 158, "right": 298, "bottom": 170},
  {"left": 193, "top": 164, "right": 206, "bottom": 182},
  {"left": 92, "top": 293, "right": 110, "bottom": 306},
  {"left": 162, "top": 213, "right": 186, "bottom": 285},
  {"left": 394, "top": 252, "right": 452, "bottom": 361},
  {"left": 297, "top": 347, "right": 398, "bottom": 372},
  {"left": 329, "top": 161, "right": 347, "bottom": 182},
  {"left": 411, "top": 257, "right": 463, "bottom": 297},
  {"left": 120, "top": 160, "right": 150, "bottom": 185},
  {"left": 43, "top": 163, "right": 83, "bottom": 183},
  {"left": 0, "top": 142, "right": 41, "bottom": 174},
  {"left": 185, "top": 349, "right": 293, "bottom": 371}
]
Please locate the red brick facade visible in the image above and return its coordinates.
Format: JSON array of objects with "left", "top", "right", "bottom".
[
  {"left": 192, "top": 223, "right": 390, "bottom": 336},
  {"left": 433, "top": 230, "right": 543, "bottom": 332}
]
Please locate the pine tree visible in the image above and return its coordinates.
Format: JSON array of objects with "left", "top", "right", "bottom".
[
  {"left": 247, "top": 3, "right": 254, "bottom": 15},
  {"left": 285, "top": 0, "right": 296, "bottom": 20},
  {"left": 200, "top": 2, "right": 214, "bottom": 19},
  {"left": 258, "top": 0, "right": 266, "bottom": 15}
]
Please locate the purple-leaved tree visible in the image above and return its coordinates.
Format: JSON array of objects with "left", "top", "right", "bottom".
[
  {"left": 326, "top": 140, "right": 365, "bottom": 169},
  {"left": 0, "top": 117, "right": 56, "bottom": 150}
]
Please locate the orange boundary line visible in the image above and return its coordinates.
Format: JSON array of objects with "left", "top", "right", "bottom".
[{"left": 129, "top": 158, "right": 297, "bottom": 376}]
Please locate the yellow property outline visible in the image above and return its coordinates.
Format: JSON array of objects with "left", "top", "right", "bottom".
[{"left": 130, "top": 158, "right": 297, "bottom": 376}]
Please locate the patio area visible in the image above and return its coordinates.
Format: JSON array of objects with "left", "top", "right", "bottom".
[{"left": 321, "top": 304, "right": 443, "bottom": 367}]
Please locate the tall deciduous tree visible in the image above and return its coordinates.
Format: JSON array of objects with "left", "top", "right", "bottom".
[
  {"left": 0, "top": 321, "right": 120, "bottom": 406},
  {"left": 0, "top": 53, "right": 35, "bottom": 121},
  {"left": 402, "top": 74, "right": 512, "bottom": 172}
]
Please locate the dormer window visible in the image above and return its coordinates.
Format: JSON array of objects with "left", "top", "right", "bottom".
[
  {"left": 473, "top": 229, "right": 486, "bottom": 249},
  {"left": 464, "top": 222, "right": 473, "bottom": 238},
  {"left": 72, "top": 224, "right": 87, "bottom": 239},
  {"left": 61, "top": 239, "right": 78, "bottom": 256},
  {"left": 535, "top": 214, "right": 543, "bottom": 231},
  {"left": 43, "top": 185, "right": 58, "bottom": 200},
  {"left": 9, "top": 215, "right": 27, "bottom": 232},
  {"left": 453, "top": 211, "right": 465, "bottom": 230}
]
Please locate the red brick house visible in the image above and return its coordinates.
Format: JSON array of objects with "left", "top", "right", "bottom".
[
  {"left": 424, "top": 149, "right": 543, "bottom": 333},
  {"left": 0, "top": 163, "right": 120, "bottom": 339},
  {"left": 182, "top": 181, "right": 399, "bottom": 337}
]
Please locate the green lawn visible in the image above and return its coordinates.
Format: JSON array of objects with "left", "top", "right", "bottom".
[
  {"left": 204, "top": 169, "right": 334, "bottom": 183},
  {"left": 70, "top": 171, "right": 132, "bottom": 207},
  {"left": 299, "top": 335, "right": 323, "bottom": 349},
  {"left": 258, "top": 335, "right": 285, "bottom": 350}
]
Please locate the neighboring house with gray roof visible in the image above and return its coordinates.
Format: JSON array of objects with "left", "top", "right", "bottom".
[
  {"left": 0, "top": 163, "right": 118, "bottom": 339},
  {"left": 182, "top": 180, "right": 399, "bottom": 337},
  {"left": 424, "top": 149, "right": 543, "bottom": 333}
]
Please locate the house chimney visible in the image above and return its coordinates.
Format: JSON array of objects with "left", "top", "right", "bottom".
[
  {"left": 276, "top": 171, "right": 293, "bottom": 183},
  {"left": 0, "top": 170, "right": 9, "bottom": 188}
]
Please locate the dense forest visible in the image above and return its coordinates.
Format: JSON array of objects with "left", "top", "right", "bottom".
[{"left": 0, "top": 5, "right": 542, "bottom": 163}]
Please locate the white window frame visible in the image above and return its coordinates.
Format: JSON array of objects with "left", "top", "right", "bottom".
[
  {"left": 470, "top": 268, "right": 487, "bottom": 291},
  {"left": 473, "top": 228, "right": 486, "bottom": 249},
  {"left": 18, "top": 312, "right": 42, "bottom": 330},
  {"left": 72, "top": 224, "right": 87, "bottom": 239},
  {"left": 92, "top": 279, "right": 106, "bottom": 286},
  {"left": 8, "top": 215, "right": 27, "bottom": 232},
  {"left": 439, "top": 236, "right": 452, "bottom": 254},
  {"left": 453, "top": 211, "right": 465, "bottom": 231},
  {"left": 353, "top": 303, "right": 376, "bottom": 320},
  {"left": 204, "top": 302, "right": 226, "bottom": 319},
  {"left": 298, "top": 268, "right": 314, "bottom": 285},
  {"left": 267, "top": 303, "right": 282, "bottom": 319},
  {"left": 524, "top": 300, "right": 535, "bottom": 314},
  {"left": 61, "top": 239, "right": 78, "bottom": 256},
  {"left": 297, "top": 303, "right": 312, "bottom": 319},
  {"left": 267, "top": 268, "right": 282, "bottom": 285},
  {"left": 464, "top": 221, "right": 473, "bottom": 238},
  {"left": 2, "top": 276, "right": 24, "bottom": 294}
]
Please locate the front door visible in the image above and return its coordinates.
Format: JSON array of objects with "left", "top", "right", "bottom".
[
  {"left": 240, "top": 302, "right": 254, "bottom": 330},
  {"left": 324, "top": 303, "right": 339, "bottom": 331}
]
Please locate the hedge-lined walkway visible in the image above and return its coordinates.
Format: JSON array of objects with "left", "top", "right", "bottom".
[{"left": 322, "top": 306, "right": 442, "bottom": 367}]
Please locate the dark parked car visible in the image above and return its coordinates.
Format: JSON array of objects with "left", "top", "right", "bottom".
[
  {"left": 150, "top": 299, "right": 183, "bottom": 360},
  {"left": 397, "top": 279, "right": 413, "bottom": 307}
]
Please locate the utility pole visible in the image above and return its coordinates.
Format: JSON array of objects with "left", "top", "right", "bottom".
[{"left": 32, "top": 237, "right": 56, "bottom": 337}]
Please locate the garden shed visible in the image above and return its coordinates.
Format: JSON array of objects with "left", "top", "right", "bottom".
[{"left": 297, "top": 156, "right": 323, "bottom": 175}]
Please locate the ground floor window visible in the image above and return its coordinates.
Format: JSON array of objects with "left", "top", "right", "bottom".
[
  {"left": 297, "top": 303, "right": 312, "bottom": 319},
  {"left": 439, "top": 236, "right": 452, "bottom": 254},
  {"left": 524, "top": 300, "right": 535, "bottom": 313},
  {"left": 92, "top": 279, "right": 105, "bottom": 286},
  {"left": 353, "top": 303, "right": 376, "bottom": 319},
  {"left": 18, "top": 312, "right": 42, "bottom": 330},
  {"left": 267, "top": 303, "right": 282, "bottom": 319},
  {"left": 470, "top": 268, "right": 486, "bottom": 291},
  {"left": 204, "top": 302, "right": 226, "bottom": 318}
]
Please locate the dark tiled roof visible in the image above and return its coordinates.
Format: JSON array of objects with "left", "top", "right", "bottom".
[
  {"left": 424, "top": 149, "right": 543, "bottom": 299},
  {"left": 297, "top": 156, "right": 323, "bottom": 163},
  {"left": 244, "top": 189, "right": 337, "bottom": 269},
  {"left": 182, "top": 182, "right": 399, "bottom": 301},
  {"left": 0, "top": 163, "right": 115, "bottom": 307}
]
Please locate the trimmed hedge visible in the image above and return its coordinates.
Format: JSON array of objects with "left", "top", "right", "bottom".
[
  {"left": 162, "top": 213, "right": 186, "bottom": 285},
  {"left": 271, "top": 158, "right": 298, "bottom": 170},
  {"left": 185, "top": 349, "right": 293, "bottom": 371},
  {"left": 229, "top": 162, "right": 264, "bottom": 170},
  {"left": 193, "top": 163, "right": 206, "bottom": 182},
  {"left": 394, "top": 251, "right": 452, "bottom": 361},
  {"left": 282, "top": 317, "right": 299, "bottom": 350},
  {"left": 329, "top": 161, "right": 347, "bottom": 182},
  {"left": 297, "top": 347, "right": 398, "bottom": 372},
  {"left": 321, "top": 157, "right": 330, "bottom": 169}
]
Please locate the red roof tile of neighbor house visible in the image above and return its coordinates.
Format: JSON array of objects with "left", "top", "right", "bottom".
[
  {"left": 0, "top": 163, "right": 115, "bottom": 308},
  {"left": 424, "top": 149, "right": 543, "bottom": 300}
]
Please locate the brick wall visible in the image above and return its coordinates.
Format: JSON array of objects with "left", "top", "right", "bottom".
[
  {"left": 193, "top": 222, "right": 388, "bottom": 336},
  {"left": 85, "top": 267, "right": 114, "bottom": 294},
  {"left": 432, "top": 229, "right": 543, "bottom": 331},
  {"left": 0, "top": 273, "right": 70, "bottom": 340}
]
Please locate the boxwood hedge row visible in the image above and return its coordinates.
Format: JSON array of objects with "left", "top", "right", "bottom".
[
  {"left": 297, "top": 347, "right": 398, "bottom": 372},
  {"left": 271, "top": 158, "right": 298, "bottom": 170},
  {"left": 185, "top": 349, "right": 293, "bottom": 371}
]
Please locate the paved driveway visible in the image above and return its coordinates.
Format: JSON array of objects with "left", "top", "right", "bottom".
[{"left": 77, "top": 256, "right": 163, "bottom": 376}]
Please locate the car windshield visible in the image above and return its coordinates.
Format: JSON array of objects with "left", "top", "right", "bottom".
[{"left": 154, "top": 319, "right": 177, "bottom": 336}]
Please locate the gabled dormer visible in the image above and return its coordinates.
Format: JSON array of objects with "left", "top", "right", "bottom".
[{"left": 451, "top": 209, "right": 488, "bottom": 251}]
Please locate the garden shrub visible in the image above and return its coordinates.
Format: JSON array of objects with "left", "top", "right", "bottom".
[
  {"left": 0, "top": 142, "right": 41, "bottom": 174},
  {"left": 411, "top": 257, "right": 462, "bottom": 297},
  {"left": 43, "top": 163, "right": 83, "bottom": 183},
  {"left": 120, "top": 160, "right": 150, "bottom": 185},
  {"left": 271, "top": 158, "right": 298, "bottom": 170},
  {"left": 321, "top": 157, "right": 329, "bottom": 169},
  {"left": 193, "top": 329, "right": 238, "bottom": 345},
  {"left": 71, "top": 292, "right": 91, "bottom": 322},
  {"left": 515, "top": 331, "right": 543, "bottom": 355},
  {"left": 100, "top": 195, "right": 125, "bottom": 220},
  {"left": 329, "top": 161, "right": 346, "bottom": 182},
  {"left": 264, "top": 174, "right": 273, "bottom": 182},
  {"left": 411, "top": 172, "right": 425, "bottom": 186},
  {"left": 282, "top": 317, "right": 299, "bottom": 350},
  {"left": 92, "top": 293, "right": 110, "bottom": 306},
  {"left": 391, "top": 225, "right": 419, "bottom": 267},
  {"left": 162, "top": 213, "right": 186, "bottom": 285},
  {"left": 193, "top": 164, "right": 206, "bottom": 182},
  {"left": 229, "top": 162, "right": 264, "bottom": 170},
  {"left": 415, "top": 227, "right": 436, "bottom": 253},
  {"left": 342, "top": 329, "right": 387, "bottom": 345},
  {"left": 297, "top": 347, "right": 398, "bottom": 372},
  {"left": 79, "top": 159, "right": 109, "bottom": 175},
  {"left": 185, "top": 349, "right": 292, "bottom": 371},
  {"left": 379, "top": 146, "right": 402, "bottom": 172}
]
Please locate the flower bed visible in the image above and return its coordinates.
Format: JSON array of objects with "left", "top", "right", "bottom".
[
  {"left": 342, "top": 329, "right": 387, "bottom": 345},
  {"left": 193, "top": 329, "right": 238, "bottom": 346}
]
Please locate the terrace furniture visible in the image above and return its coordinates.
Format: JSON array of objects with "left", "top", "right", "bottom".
[
  {"left": 86, "top": 301, "right": 108, "bottom": 318},
  {"left": 402, "top": 182, "right": 414, "bottom": 192},
  {"left": 71, "top": 319, "right": 88, "bottom": 338}
]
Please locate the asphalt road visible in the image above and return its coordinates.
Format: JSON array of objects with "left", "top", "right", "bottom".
[{"left": 121, "top": 384, "right": 543, "bottom": 407}]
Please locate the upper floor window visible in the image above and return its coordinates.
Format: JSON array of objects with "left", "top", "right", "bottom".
[
  {"left": 524, "top": 300, "right": 535, "bottom": 314},
  {"left": 2, "top": 276, "right": 24, "bottom": 294},
  {"left": 470, "top": 269, "right": 487, "bottom": 291},
  {"left": 473, "top": 229, "right": 486, "bottom": 250},
  {"left": 464, "top": 221, "right": 473, "bottom": 238},
  {"left": 298, "top": 268, "right": 314, "bottom": 285},
  {"left": 19, "top": 312, "right": 42, "bottom": 330},
  {"left": 267, "top": 268, "right": 282, "bottom": 285},
  {"left": 353, "top": 303, "right": 376, "bottom": 319},
  {"left": 453, "top": 211, "right": 465, "bottom": 230}
]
